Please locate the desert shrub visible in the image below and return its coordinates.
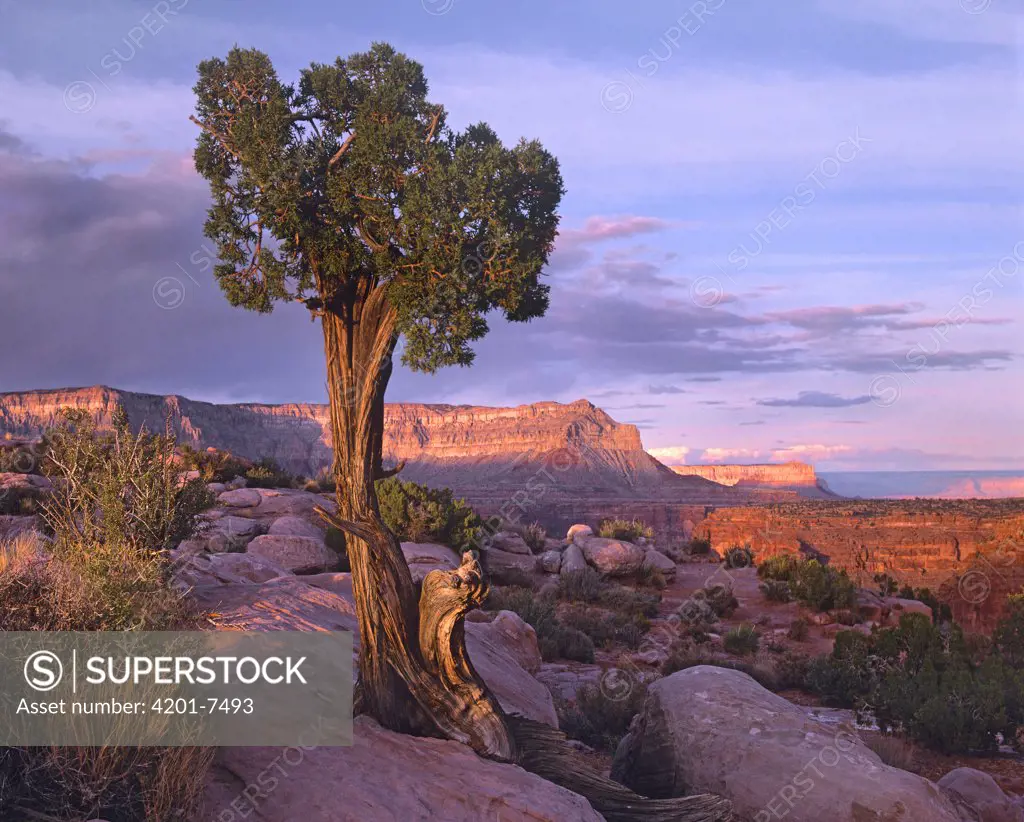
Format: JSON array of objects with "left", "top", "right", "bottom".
[
  {"left": 243, "top": 456, "right": 296, "bottom": 488},
  {"left": 559, "top": 680, "right": 648, "bottom": 753},
  {"left": 487, "top": 586, "right": 595, "bottom": 663},
  {"left": 597, "top": 517, "right": 653, "bottom": 543},
  {"left": 557, "top": 567, "right": 603, "bottom": 602},
  {"left": 757, "top": 553, "right": 798, "bottom": 582},
  {"left": 597, "top": 585, "right": 660, "bottom": 619},
  {"left": 0, "top": 412, "right": 211, "bottom": 820},
  {"left": 0, "top": 484, "right": 42, "bottom": 515},
  {"left": 806, "top": 613, "right": 1024, "bottom": 754},
  {"left": 701, "top": 582, "right": 739, "bottom": 617},
  {"left": 865, "top": 734, "right": 917, "bottom": 771},
  {"left": 687, "top": 536, "right": 712, "bottom": 555},
  {"left": 723, "top": 545, "right": 754, "bottom": 570},
  {"left": 677, "top": 583, "right": 736, "bottom": 631},
  {"left": 788, "top": 617, "right": 810, "bottom": 641},
  {"left": 773, "top": 651, "right": 812, "bottom": 690},
  {"left": 724, "top": 624, "right": 760, "bottom": 656},
  {"left": 41, "top": 409, "right": 213, "bottom": 557},
  {"left": 560, "top": 605, "right": 650, "bottom": 650},
  {"left": 662, "top": 644, "right": 779, "bottom": 690},
  {"left": 761, "top": 579, "right": 792, "bottom": 603},
  {"left": 376, "top": 477, "right": 481, "bottom": 552},
  {"left": 177, "top": 444, "right": 250, "bottom": 483}
]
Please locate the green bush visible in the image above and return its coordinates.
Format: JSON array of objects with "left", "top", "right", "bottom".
[
  {"left": 755, "top": 555, "right": 856, "bottom": 612},
  {"left": 597, "top": 517, "right": 653, "bottom": 543},
  {"left": 994, "top": 594, "right": 1024, "bottom": 667},
  {"left": 723, "top": 545, "right": 754, "bottom": 570},
  {"left": 560, "top": 605, "right": 650, "bottom": 650},
  {"left": 177, "top": 444, "right": 250, "bottom": 483},
  {"left": 376, "top": 477, "right": 481, "bottom": 552},
  {"left": 874, "top": 572, "right": 899, "bottom": 598},
  {"left": 597, "top": 584, "right": 661, "bottom": 619},
  {"left": 806, "top": 611, "right": 1024, "bottom": 754},
  {"left": 559, "top": 680, "right": 647, "bottom": 753},
  {"left": 724, "top": 624, "right": 760, "bottom": 656},
  {"left": 243, "top": 456, "right": 296, "bottom": 488},
  {"left": 757, "top": 553, "right": 799, "bottom": 582}
]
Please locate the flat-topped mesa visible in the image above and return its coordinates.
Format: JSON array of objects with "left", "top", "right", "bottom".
[{"left": 668, "top": 462, "right": 836, "bottom": 498}]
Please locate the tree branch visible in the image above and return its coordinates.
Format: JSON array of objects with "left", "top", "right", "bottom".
[{"left": 329, "top": 131, "right": 357, "bottom": 167}]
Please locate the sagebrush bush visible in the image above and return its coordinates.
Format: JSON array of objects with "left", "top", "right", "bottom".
[
  {"left": 758, "top": 554, "right": 799, "bottom": 582},
  {"left": 558, "top": 680, "right": 648, "bottom": 753},
  {"left": 754, "top": 554, "right": 855, "bottom": 612},
  {"left": 557, "top": 567, "right": 603, "bottom": 602},
  {"left": 376, "top": 476, "right": 481, "bottom": 551},
  {"left": 597, "top": 517, "right": 653, "bottom": 542},
  {"left": 636, "top": 564, "right": 667, "bottom": 590},
  {"left": 177, "top": 444, "right": 250, "bottom": 483},
  {"left": 486, "top": 586, "right": 595, "bottom": 663},
  {"left": 243, "top": 456, "right": 296, "bottom": 488},
  {"left": 502, "top": 520, "right": 547, "bottom": 553},
  {"left": 0, "top": 409, "right": 211, "bottom": 821},
  {"left": 687, "top": 537, "right": 712, "bottom": 555},
  {"left": 761, "top": 579, "right": 792, "bottom": 603},
  {"left": 724, "top": 624, "right": 760, "bottom": 656}
]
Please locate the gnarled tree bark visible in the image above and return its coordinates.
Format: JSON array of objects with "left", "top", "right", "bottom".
[{"left": 318, "top": 288, "right": 732, "bottom": 820}]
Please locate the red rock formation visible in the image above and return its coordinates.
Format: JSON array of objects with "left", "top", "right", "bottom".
[{"left": 668, "top": 462, "right": 836, "bottom": 498}]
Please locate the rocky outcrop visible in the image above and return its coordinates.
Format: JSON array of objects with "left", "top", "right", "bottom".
[
  {"left": 669, "top": 462, "right": 836, "bottom": 498},
  {"left": 612, "top": 665, "right": 968, "bottom": 822},
  {"left": 579, "top": 536, "right": 645, "bottom": 577},
  {"left": 199, "top": 716, "right": 603, "bottom": 822}
]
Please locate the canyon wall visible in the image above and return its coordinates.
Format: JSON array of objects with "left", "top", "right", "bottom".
[
  {"left": 695, "top": 500, "right": 1024, "bottom": 632},
  {"left": 669, "top": 462, "right": 835, "bottom": 498},
  {"left": 0, "top": 386, "right": 760, "bottom": 539}
]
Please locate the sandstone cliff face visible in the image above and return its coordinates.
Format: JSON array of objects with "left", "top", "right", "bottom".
[
  {"left": 0, "top": 387, "right": 755, "bottom": 538},
  {"left": 695, "top": 500, "right": 1024, "bottom": 632},
  {"left": 669, "top": 462, "right": 835, "bottom": 498}
]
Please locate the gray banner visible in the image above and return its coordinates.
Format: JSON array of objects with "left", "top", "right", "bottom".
[{"left": 0, "top": 631, "right": 353, "bottom": 746}]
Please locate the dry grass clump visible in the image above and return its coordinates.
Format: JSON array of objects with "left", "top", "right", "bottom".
[{"left": 865, "top": 734, "right": 918, "bottom": 772}]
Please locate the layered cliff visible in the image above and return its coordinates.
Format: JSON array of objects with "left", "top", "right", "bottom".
[
  {"left": 0, "top": 386, "right": 755, "bottom": 534},
  {"left": 668, "top": 462, "right": 835, "bottom": 498}
]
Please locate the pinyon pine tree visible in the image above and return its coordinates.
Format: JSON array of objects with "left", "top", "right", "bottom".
[{"left": 191, "top": 43, "right": 729, "bottom": 821}]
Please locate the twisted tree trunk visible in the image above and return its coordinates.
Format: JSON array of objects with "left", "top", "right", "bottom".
[{"left": 318, "top": 288, "right": 732, "bottom": 820}]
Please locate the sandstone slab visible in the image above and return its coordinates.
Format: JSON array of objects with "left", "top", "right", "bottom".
[
  {"left": 199, "top": 716, "right": 602, "bottom": 822},
  {"left": 267, "top": 514, "right": 325, "bottom": 540},
  {"left": 612, "top": 665, "right": 967, "bottom": 822},
  {"left": 218, "top": 488, "right": 262, "bottom": 508},
  {"left": 483, "top": 547, "right": 538, "bottom": 583},
  {"left": 643, "top": 547, "right": 676, "bottom": 577}
]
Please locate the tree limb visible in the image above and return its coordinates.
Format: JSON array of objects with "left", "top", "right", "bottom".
[{"left": 329, "top": 131, "right": 357, "bottom": 167}]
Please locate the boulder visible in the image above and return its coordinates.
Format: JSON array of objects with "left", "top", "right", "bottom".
[
  {"left": 267, "top": 514, "right": 325, "bottom": 540},
  {"left": 206, "top": 482, "right": 227, "bottom": 494},
  {"left": 567, "top": 523, "right": 593, "bottom": 543},
  {"left": 540, "top": 550, "right": 562, "bottom": 574},
  {"left": 483, "top": 547, "right": 538, "bottom": 584},
  {"left": 643, "top": 548, "right": 676, "bottom": 578},
  {"left": 0, "top": 514, "right": 41, "bottom": 541},
  {"left": 246, "top": 534, "right": 338, "bottom": 574},
  {"left": 938, "top": 768, "right": 1024, "bottom": 822},
  {"left": 218, "top": 488, "right": 262, "bottom": 508},
  {"left": 224, "top": 475, "right": 247, "bottom": 490},
  {"left": 579, "top": 537, "right": 645, "bottom": 577},
  {"left": 465, "top": 612, "right": 555, "bottom": 727},
  {"left": 490, "top": 531, "right": 532, "bottom": 555},
  {"left": 611, "top": 666, "right": 967, "bottom": 822},
  {"left": 199, "top": 716, "right": 602, "bottom": 822},
  {"left": 536, "top": 663, "right": 603, "bottom": 702},
  {"left": 560, "top": 543, "right": 588, "bottom": 575},
  {"left": 401, "top": 542, "right": 461, "bottom": 584}
]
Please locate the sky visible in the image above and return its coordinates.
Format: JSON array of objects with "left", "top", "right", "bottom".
[{"left": 0, "top": 0, "right": 1022, "bottom": 470}]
